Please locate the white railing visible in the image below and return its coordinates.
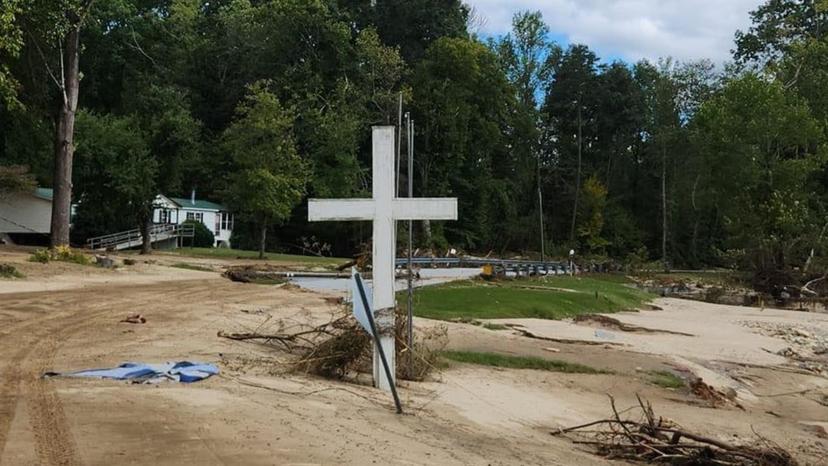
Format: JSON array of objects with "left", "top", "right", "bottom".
[{"left": 86, "top": 223, "right": 195, "bottom": 250}]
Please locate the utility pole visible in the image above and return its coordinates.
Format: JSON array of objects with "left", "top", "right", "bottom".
[
  {"left": 537, "top": 152, "right": 545, "bottom": 263},
  {"left": 405, "top": 113, "right": 415, "bottom": 376}
]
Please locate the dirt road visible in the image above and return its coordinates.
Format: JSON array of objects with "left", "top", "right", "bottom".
[{"left": 1, "top": 250, "right": 826, "bottom": 465}]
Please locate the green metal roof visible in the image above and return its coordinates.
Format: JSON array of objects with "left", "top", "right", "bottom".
[
  {"left": 33, "top": 188, "right": 53, "bottom": 201},
  {"left": 169, "top": 197, "right": 227, "bottom": 211}
]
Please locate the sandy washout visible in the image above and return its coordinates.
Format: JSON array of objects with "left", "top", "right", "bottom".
[{"left": 0, "top": 247, "right": 826, "bottom": 464}]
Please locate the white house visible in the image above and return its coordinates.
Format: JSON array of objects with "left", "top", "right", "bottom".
[
  {"left": 0, "top": 188, "right": 54, "bottom": 243},
  {"left": 153, "top": 193, "right": 234, "bottom": 248}
]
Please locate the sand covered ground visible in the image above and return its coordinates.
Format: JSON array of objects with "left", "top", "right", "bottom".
[{"left": 0, "top": 247, "right": 826, "bottom": 465}]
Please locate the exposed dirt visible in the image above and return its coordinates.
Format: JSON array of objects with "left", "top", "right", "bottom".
[{"left": 0, "top": 247, "right": 826, "bottom": 465}]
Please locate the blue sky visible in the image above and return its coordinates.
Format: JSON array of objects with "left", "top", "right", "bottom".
[{"left": 465, "top": 0, "right": 764, "bottom": 65}]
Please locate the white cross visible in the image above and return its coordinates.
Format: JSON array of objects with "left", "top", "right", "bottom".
[{"left": 308, "top": 126, "right": 458, "bottom": 391}]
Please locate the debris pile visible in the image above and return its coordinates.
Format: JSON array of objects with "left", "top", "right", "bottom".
[
  {"left": 223, "top": 265, "right": 286, "bottom": 284},
  {"left": 741, "top": 320, "right": 828, "bottom": 373},
  {"left": 552, "top": 395, "right": 796, "bottom": 465},
  {"left": 218, "top": 308, "right": 446, "bottom": 381}
]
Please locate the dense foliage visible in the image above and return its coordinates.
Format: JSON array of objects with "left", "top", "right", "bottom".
[{"left": 2, "top": 0, "right": 828, "bottom": 282}]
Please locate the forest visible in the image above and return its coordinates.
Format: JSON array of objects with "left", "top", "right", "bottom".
[{"left": 1, "top": 0, "right": 828, "bottom": 286}]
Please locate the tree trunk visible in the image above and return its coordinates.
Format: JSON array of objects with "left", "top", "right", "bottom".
[
  {"left": 661, "top": 140, "right": 668, "bottom": 269},
  {"left": 569, "top": 103, "right": 583, "bottom": 243},
  {"left": 259, "top": 223, "right": 267, "bottom": 260},
  {"left": 140, "top": 217, "right": 152, "bottom": 255},
  {"left": 49, "top": 27, "right": 82, "bottom": 248}
]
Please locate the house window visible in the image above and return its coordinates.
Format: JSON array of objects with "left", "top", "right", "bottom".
[
  {"left": 158, "top": 209, "right": 170, "bottom": 224},
  {"left": 220, "top": 212, "right": 234, "bottom": 231},
  {"left": 186, "top": 212, "right": 203, "bottom": 223}
]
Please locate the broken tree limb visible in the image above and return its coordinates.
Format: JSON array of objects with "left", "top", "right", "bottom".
[{"left": 552, "top": 395, "right": 796, "bottom": 465}]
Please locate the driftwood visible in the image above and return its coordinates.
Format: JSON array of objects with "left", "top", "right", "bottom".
[{"left": 552, "top": 395, "right": 795, "bottom": 465}]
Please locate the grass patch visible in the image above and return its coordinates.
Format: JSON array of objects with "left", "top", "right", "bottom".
[
  {"left": 170, "top": 247, "right": 347, "bottom": 268},
  {"left": 442, "top": 350, "right": 606, "bottom": 374},
  {"left": 409, "top": 275, "right": 652, "bottom": 321},
  {"left": 0, "top": 264, "right": 23, "bottom": 279},
  {"left": 647, "top": 370, "right": 685, "bottom": 389},
  {"left": 482, "top": 322, "right": 509, "bottom": 331},
  {"left": 170, "top": 262, "right": 213, "bottom": 272}
]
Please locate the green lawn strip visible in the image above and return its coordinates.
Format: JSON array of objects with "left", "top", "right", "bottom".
[
  {"left": 170, "top": 247, "right": 348, "bottom": 267},
  {"left": 647, "top": 370, "right": 685, "bottom": 389},
  {"left": 409, "top": 276, "right": 652, "bottom": 321},
  {"left": 169, "top": 262, "right": 213, "bottom": 272},
  {"left": 442, "top": 350, "right": 606, "bottom": 374}
]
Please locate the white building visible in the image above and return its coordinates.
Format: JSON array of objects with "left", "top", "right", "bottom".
[
  {"left": 153, "top": 194, "right": 234, "bottom": 247},
  {"left": 0, "top": 188, "right": 54, "bottom": 240}
]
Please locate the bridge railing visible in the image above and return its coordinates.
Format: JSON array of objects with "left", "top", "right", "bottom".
[{"left": 87, "top": 223, "right": 195, "bottom": 250}]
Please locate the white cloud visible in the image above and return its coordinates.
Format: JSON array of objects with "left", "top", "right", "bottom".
[{"left": 466, "top": 0, "right": 763, "bottom": 64}]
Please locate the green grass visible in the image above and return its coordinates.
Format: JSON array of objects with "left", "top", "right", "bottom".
[
  {"left": 442, "top": 350, "right": 606, "bottom": 374},
  {"left": 481, "top": 322, "right": 509, "bottom": 331},
  {"left": 170, "top": 247, "right": 347, "bottom": 267},
  {"left": 0, "top": 264, "right": 23, "bottom": 279},
  {"left": 169, "top": 262, "right": 213, "bottom": 272},
  {"left": 647, "top": 370, "right": 685, "bottom": 389},
  {"left": 409, "top": 275, "right": 652, "bottom": 321}
]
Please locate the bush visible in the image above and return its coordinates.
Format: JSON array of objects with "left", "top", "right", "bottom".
[
  {"left": 29, "top": 246, "right": 91, "bottom": 265},
  {"left": 183, "top": 220, "right": 215, "bottom": 248},
  {"left": 0, "top": 264, "right": 23, "bottom": 278}
]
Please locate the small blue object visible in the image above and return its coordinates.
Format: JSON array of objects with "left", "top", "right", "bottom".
[{"left": 46, "top": 361, "right": 219, "bottom": 384}]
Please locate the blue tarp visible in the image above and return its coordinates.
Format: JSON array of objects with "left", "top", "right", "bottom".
[{"left": 45, "top": 361, "right": 219, "bottom": 384}]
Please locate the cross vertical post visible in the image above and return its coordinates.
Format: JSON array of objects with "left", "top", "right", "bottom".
[{"left": 308, "top": 126, "right": 457, "bottom": 392}]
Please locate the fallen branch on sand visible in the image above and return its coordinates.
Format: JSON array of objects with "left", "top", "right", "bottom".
[{"left": 551, "top": 395, "right": 795, "bottom": 465}]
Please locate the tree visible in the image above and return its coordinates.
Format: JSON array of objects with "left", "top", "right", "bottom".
[
  {"left": 16, "top": 0, "right": 99, "bottom": 247},
  {"left": 0, "top": 165, "right": 35, "bottom": 198},
  {"left": 72, "top": 111, "right": 158, "bottom": 253},
  {"left": 0, "top": 0, "right": 23, "bottom": 109},
  {"left": 541, "top": 44, "right": 600, "bottom": 244},
  {"left": 493, "top": 10, "right": 559, "bottom": 257},
  {"left": 734, "top": 0, "right": 828, "bottom": 67},
  {"left": 635, "top": 60, "right": 681, "bottom": 266},
  {"left": 223, "top": 82, "right": 308, "bottom": 259},
  {"left": 693, "top": 74, "right": 823, "bottom": 279}
]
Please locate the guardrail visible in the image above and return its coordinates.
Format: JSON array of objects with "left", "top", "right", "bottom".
[
  {"left": 87, "top": 223, "right": 195, "bottom": 250},
  {"left": 394, "top": 256, "right": 571, "bottom": 274}
]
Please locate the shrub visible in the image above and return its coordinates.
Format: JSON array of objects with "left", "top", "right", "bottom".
[
  {"left": 183, "top": 220, "right": 215, "bottom": 248},
  {"left": 29, "top": 246, "right": 91, "bottom": 265},
  {"left": 0, "top": 264, "right": 23, "bottom": 278}
]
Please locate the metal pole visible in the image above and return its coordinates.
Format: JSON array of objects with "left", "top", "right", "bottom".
[
  {"left": 396, "top": 93, "right": 403, "bottom": 197},
  {"left": 538, "top": 181, "right": 545, "bottom": 263},
  {"left": 355, "top": 272, "right": 403, "bottom": 414},
  {"left": 406, "top": 117, "right": 414, "bottom": 376}
]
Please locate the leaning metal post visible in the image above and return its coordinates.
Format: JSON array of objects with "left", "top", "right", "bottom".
[{"left": 355, "top": 272, "right": 403, "bottom": 414}]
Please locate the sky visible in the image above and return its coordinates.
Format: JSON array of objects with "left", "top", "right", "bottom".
[{"left": 465, "top": 0, "right": 764, "bottom": 64}]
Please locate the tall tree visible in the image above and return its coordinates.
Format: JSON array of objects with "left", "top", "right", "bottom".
[
  {"left": 72, "top": 111, "right": 158, "bottom": 252},
  {"left": 223, "top": 82, "right": 308, "bottom": 259},
  {"left": 494, "top": 10, "right": 559, "bottom": 256},
  {"left": 734, "top": 0, "right": 828, "bottom": 68},
  {"left": 18, "top": 0, "right": 98, "bottom": 246},
  {"left": 541, "top": 44, "right": 600, "bottom": 244}
]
